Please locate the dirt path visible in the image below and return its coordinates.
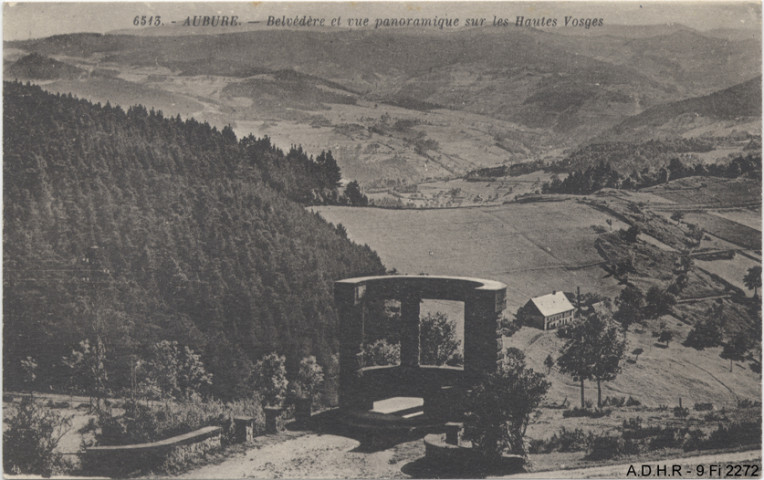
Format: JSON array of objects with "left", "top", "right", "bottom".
[
  {"left": 501, "top": 449, "right": 762, "bottom": 478},
  {"left": 177, "top": 432, "right": 417, "bottom": 479}
]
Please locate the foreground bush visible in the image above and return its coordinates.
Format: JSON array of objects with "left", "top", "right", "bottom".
[
  {"left": 464, "top": 349, "right": 550, "bottom": 458},
  {"left": 3, "top": 397, "right": 72, "bottom": 476}
]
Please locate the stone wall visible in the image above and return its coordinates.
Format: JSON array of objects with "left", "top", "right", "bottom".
[{"left": 82, "top": 426, "right": 222, "bottom": 476}]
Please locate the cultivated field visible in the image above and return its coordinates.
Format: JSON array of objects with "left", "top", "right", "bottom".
[
  {"left": 708, "top": 207, "right": 762, "bottom": 232},
  {"left": 314, "top": 200, "right": 626, "bottom": 312},
  {"left": 683, "top": 212, "right": 761, "bottom": 250},
  {"left": 644, "top": 177, "right": 761, "bottom": 208}
]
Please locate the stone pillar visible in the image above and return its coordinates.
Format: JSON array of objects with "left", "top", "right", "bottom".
[
  {"left": 264, "top": 407, "right": 285, "bottom": 434},
  {"left": 464, "top": 289, "right": 506, "bottom": 381},
  {"left": 400, "top": 294, "right": 421, "bottom": 368},
  {"left": 445, "top": 422, "right": 463, "bottom": 446},
  {"left": 335, "top": 282, "right": 369, "bottom": 409}
]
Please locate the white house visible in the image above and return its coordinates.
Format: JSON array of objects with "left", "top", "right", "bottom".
[{"left": 523, "top": 291, "right": 576, "bottom": 330}]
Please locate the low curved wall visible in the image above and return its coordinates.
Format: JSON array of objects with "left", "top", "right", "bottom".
[
  {"left": 424, "top": 433, "right": 524, "bottom": 473},
  {"left": 83, "top": 426, "right": 222, "bottom": 476}
]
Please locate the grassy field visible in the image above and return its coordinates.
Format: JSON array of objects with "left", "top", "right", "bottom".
[
  {"left": 683, "top": 212, "right": 761, "bottom": 250},
  {"left": 314, "top": 200, "right": 626, "bottom": 312},
  {"left": 644, "top": 177, "right": 761, "bottom": 208},
  {"left": 708, "top": 207, "right": 762, "bottom": 232}
]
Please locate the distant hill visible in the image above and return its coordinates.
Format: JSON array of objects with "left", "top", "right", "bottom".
[
  {"left": 6, "top": 52, "right": 85, "bottom": 80},
  {"left": 3, "top": 81, "right": 385, "bottom": 399},
  {"left": 8, "top": 28, "right": 759, "bottom": 138},
  {"left": 599, "top": 76, "right": 762, "bottom": 143},
  {"left": 5, "top": 25, "right": 759, "bottom": 185}
]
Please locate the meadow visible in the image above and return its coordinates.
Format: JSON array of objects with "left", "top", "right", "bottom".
[
  {"left": 644, "top": 177, "right": 761, "bottom": 208},
  {"left": 313, "top": 200, "right": 626, "bottom": 313},
  {"left": 683, "top": 212, "right": 761, "bottom": 250}
]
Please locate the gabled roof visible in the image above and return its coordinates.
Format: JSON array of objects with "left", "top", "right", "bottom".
[{"left": 530, "top": 291, "right": 575, "bottom": 317}]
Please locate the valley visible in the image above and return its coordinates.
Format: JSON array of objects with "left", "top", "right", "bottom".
[
  {"left": 3, "top": 7, "right": 761, "bottom": 478},
  {"left": 4, "top": 23, "right": 760, "bottom": 187}
]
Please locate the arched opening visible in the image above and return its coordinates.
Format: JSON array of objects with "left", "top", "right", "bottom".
[{"left": 335, "top": 275, "right": 507, "bottom": 427}]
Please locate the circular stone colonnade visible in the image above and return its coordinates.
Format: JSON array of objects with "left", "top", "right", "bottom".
[{"left": 334, "top": 275, "right": 507, "bottom": 423}]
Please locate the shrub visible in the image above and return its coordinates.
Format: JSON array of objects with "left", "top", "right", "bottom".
[
  {"left": 603, "top": 396, "right": 625, "bottom": 407},
  {"left": 288, "top": 356, "right": 324, "bottom": 402},
  {"left": 463, "top": 353, "right": 550, "bottom": 458},
  {"left": 3, "top": 397, "right": 72, "bottom": 476},
  {"left": 499, "top": 316, "right": 521, "bottom": 337},
  {"left": 684, "top": 319, "right": 722, "bottom": 350},
  {"left": 737, "top": 399, "right": 761, "bottom": 409},
  {"left": 527, "top": 438, "right": 546, "bottom": 454},
  {"left": 586, "top": 434, "right": 622, "bottom": 460},
  {"left": 704, "top": 410, "right": 727, "bottom": 422},
  {"left": 562, "top": 407, "right": 610, "bottom": 418},
  {"left": 45, "top": 400, "right": 70, "bottom": 409},
  {"left": 648, "top": 427, "right": 681, "bottom": 450},
  {"left": 252, "top": 353, "right": 289, "bottom": 407},
  {"left": 622, "top": 416, "right": 642, "bottom": 430},
  {"left": 529, "top": 427, "right": 588, "bottom": 454},
  {"left": 621, "top": 419, "right": 663, "bottom": 440},
  {"left": 693, "top": 402, "right": 713, "bottom": 411},
  {"left": 682, "top": 429, "right": 706, "bottom": 451},
  {"left": 420, "top": 312, "right": 462, "bottom": 366},
  {"left": 97, "top": 396, "right": 265, "bottom": 447},
  {"left": 552, "top": 427, "right": 588, "bottom": 452},
  {"left": 361, "top": 339, "right": 400, "bottom": 367},
  {"left": 703, "top": 421, "right": 761, "bottom": 450},
  {"left": 673, "top": 406, "right": 689, "bottom": 418},
  {"left": 625, "top": 396, "right": 641, "bottom": 407},
  {"left": 622, "top": 438, "right": 641, "bottom": 455}
]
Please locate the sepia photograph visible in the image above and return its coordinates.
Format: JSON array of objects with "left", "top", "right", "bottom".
[{"left": 2, "top": 1, "right": 762, "bottom": 477}]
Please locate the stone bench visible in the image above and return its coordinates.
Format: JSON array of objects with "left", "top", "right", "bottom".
[{"left": 83, "top": 426, "right": 222, "bottom": 476}]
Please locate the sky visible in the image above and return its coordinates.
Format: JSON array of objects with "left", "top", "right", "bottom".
[{"left": 3, "top": 1, "right": 761, "bottom": 41}]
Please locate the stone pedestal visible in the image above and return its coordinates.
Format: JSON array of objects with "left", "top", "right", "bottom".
[
  {"left": 264, "top": 407, "right": 285, "bottom": 434},
  {"left": 445, "top": 422, "right": 463, "bottom": 445},
  {"left": 233, "top": 416, "right": 256, "bottom": 443},
  {"left": 294, "top": 398, "right": 313, "bottom": 426}
]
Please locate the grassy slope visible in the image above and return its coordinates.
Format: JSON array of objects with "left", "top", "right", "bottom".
[
  {"left": 600, "top": 76, "right": 762, "bottom": 142},
  {"left": 506, "top": 320, "right": 759, "bottom": 408}
]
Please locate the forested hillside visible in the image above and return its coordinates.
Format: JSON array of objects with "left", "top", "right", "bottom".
[{"left": 3, "top": 81, "right": 385, "bottom": 399}]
